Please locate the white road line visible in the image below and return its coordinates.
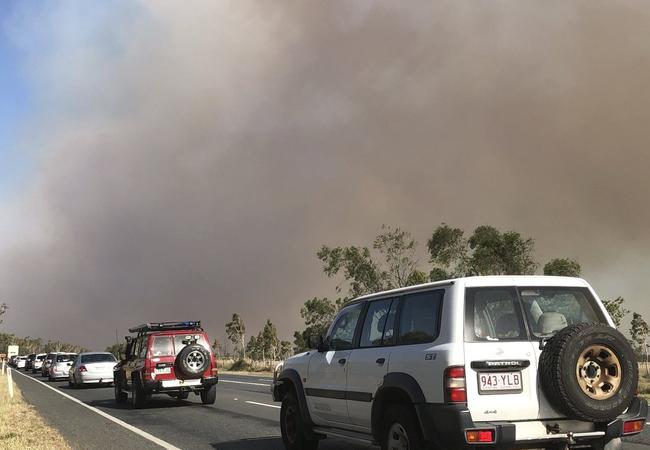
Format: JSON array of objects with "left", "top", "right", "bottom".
[
  {"left": 245, "top": 400, "right": 281, "bottom": 409},
  {"left": 219, "top": 379, "right": 270, "bottom": 387},
  {"left": 13, "top": 371, "right": 181, "bottom": 450}
]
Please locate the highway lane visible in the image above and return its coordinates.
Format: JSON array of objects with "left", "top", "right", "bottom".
[
  {"left": 12, "top": 370, "right": 650, "bottom": 450},
  {"left": 13, "top": 370, "right": 369, "bottom": 450}
]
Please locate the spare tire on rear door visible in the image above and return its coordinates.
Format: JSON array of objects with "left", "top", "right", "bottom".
[
  {"left": 539, "top": 322, "right": 638, "bottom": 422},
  {"left": 175, "top": 344, "right": 210, "bottom": 379}
]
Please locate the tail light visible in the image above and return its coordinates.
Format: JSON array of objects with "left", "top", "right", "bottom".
[
  {"left": 623, "top": 419, "right": 644, "bottom": 435},
  {"left": 211, "top": 354, "right": 218, "bottom": 375},
  {"left": 78, "top": 366, "right": 87, "bottom": 372},
  {"left": 445, "top": 366, "right": 466, "bottom": 403},
  {"left": 466, "top": 428, "right": 495, "bottom": 444}
]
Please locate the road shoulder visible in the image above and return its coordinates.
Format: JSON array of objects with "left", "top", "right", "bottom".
[{"left": 13, "top": 371, "right": 166, "bottom": 450}]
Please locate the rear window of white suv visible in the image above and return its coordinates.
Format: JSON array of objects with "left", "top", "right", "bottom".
[
  {"left": 466, "top": 287, "right": 525, "bottom": 341},
  {"left": 465, "top": 286, "right": 607, "bottom": 342},
  {"left": 519, "top": 287, "right": 604, "bottom": 338}
]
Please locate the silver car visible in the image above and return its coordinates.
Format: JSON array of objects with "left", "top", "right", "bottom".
[
  {"left": 69, "top": 352, "right": 117, "bottom": 388},
  {"left": 48, "top": 353, "right": 77, "bottom": 380}
]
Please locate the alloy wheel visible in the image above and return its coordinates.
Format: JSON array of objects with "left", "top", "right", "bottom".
[
  {"left": 185, "top": 350, "right": 205, "bottom": 370},
  {"left": 387, "top": 423, "right": 409, "bottom": 450},
  {"left": 576, "top": 344, "right": 622, "bottom": 400}
]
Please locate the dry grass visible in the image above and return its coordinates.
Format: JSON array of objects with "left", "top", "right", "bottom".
[
  {"left": 636, "top": 362, "right": 650, "bottom": 401},
  {"left": 0, "top": 370, "right": 71, "bottom": 450},
  {"left": 217, "top": 358, "right": 278, "bottom": 374}
]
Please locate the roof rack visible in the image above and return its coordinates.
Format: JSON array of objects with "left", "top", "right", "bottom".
[{"left": 128, "top": 321, "right": 202, "bottom": 333}]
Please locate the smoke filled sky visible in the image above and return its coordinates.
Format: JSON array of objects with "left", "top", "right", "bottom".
[{"left": 1, "top": 1, "right": 650, "bottom": 349}]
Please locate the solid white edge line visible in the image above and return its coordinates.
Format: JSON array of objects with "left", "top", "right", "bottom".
[
  {"left": 13, "top": 370, "right": 181, "bottom": 450},
  {"left": 245, "top": 400, "right": 281, "bottom": 409},
  {"left": 219, "top": 379, "right": 270, "bottom": 387}
]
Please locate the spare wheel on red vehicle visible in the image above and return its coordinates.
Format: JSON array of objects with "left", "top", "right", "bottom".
[{"left": 175, "top": 344, "right": 210, "bottom": 379}]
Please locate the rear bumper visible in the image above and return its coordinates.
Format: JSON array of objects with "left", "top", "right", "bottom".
[
  {"left": 417, "top": 397, "right": 648, "bottom": 449},
  {"left": 50, "top": 369, "right": 70, "bottom": 379},
  {"left": 141, "top": 376, "right": 218, "bottom": 394},
  {"left": 79, "top": 372, "right": 114, "bottom": 383}
]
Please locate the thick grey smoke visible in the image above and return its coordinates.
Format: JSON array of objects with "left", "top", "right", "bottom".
[{"left": 2, "top": 1, "right": 650, "bottom": 348}]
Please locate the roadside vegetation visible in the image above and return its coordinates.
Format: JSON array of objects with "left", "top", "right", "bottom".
[
  {"left": 0, "top": 370, "right": 70, "bottom": 449},
  {"left": 0, "top": 334, "right": 87, "bottom": 356},
  {"left": 638, "top": 367, "right": 650, "bottom": 399}
]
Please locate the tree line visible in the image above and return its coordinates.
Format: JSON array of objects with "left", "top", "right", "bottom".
[
  {"left": 0, "top": 333, "right": 88, "bottom": 355},
  {"left": 218, "top": 313, "right": 293, "bottom": 362}
]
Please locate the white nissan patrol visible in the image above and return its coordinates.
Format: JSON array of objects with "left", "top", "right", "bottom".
[{"left": 272, "top": 276, "right": 647, "bottom": 450}]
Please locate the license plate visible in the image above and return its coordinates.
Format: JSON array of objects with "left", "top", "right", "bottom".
[
  {"left": 154, "top": 367, "right": 171, "bottom": 375},
  {"left": 478, "top": 371, "right": 522, "bottom": 393}
]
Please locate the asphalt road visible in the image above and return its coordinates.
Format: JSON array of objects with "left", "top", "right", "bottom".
[{"left": 10, "top": 369, "right": 650, "bottom": 450}]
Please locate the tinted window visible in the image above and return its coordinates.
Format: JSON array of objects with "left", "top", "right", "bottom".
[
  {"left": 519, "top": 287, "right": 605, "bottom": 338},
  {"left": 56, "top": 354, "right": 76, "bottom": 362},
  {"left": 327, "top": 303, "right": 363, "bottom": 350},
  {"left": 151, "top": 336, "right": 174, "bottom": 356},
  {"left": 81, "top": 354, "right": 117, "bottom": 364},
  {"left": 398, "top": 290, "right": 444, "bottom": 345},
  {"left": 466, "top": 288, "right": 524, "bottom": 341},
  {"left": 360, "top": 299, "right": 393, "bottom": 347}
]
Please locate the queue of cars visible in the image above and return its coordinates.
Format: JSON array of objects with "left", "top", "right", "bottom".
[
  {"left": 8, "top": 351, "right": 116, "bottom": 385},
  {"left": 6, "top": 321, "right": 219, "bottom": 409}
]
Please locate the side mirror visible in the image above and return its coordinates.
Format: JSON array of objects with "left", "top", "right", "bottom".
[
  {"left": 308, "top": 335, "right": 327, "bottom": 352},
  {"left": 125, "top": 340, "right": 134, "bottom": 359}
]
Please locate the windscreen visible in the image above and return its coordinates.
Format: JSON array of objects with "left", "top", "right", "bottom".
[
  {"left": 519, "top": 287, "right": 605, "bottom": 338},
  {"left": 56, "top": 354, "right": 76, "bottom": 362},
  {"left": 80, "top": 354, "right": 116, "bottom": 364}
]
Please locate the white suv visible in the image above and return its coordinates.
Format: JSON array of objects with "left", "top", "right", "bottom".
[{"left": 272, "top": 276, "right": 647, "bottom": 450}]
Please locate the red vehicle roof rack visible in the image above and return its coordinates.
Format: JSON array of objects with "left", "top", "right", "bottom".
[{"left": 128, "top": 321, "right": 202, "bottom": 333}]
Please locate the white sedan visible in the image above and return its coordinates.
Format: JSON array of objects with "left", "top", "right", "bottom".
[
  {"left": 69, "top": 352, "right": 117, "bottom": 388},
  {"left": 15, "top": 356, "right": 27, "bottom": 369}
]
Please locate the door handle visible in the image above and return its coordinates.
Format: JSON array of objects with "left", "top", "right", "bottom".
[
  {"left": 376, "top": 358, "right": 386, "bottom": 365},
  {"left": 338, "top": 358, "right": 347, "bottom": 365}
]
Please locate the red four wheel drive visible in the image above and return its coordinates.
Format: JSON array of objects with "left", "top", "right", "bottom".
[{"left": 113, "top": 321, "right": 219, "bottom": 408}]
